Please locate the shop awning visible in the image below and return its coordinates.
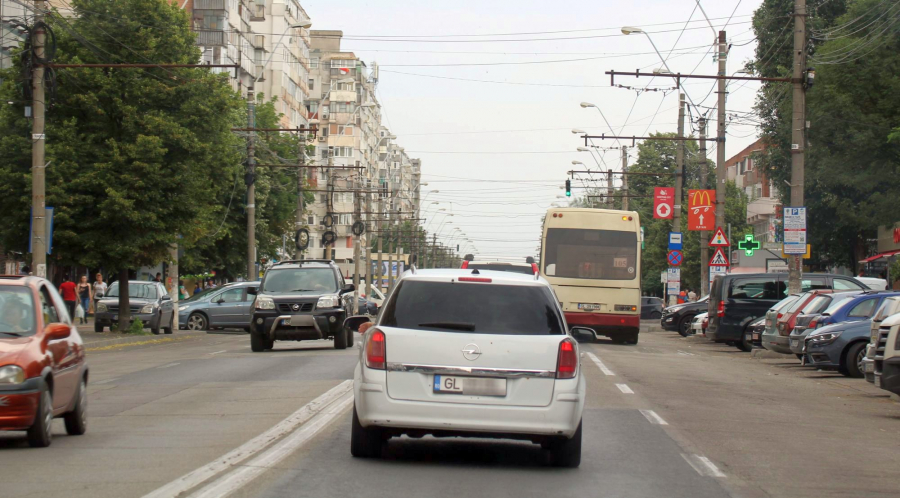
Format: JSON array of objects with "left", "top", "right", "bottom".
[{"left": 859, "top": 249, "right": 900, "bottom": 263}]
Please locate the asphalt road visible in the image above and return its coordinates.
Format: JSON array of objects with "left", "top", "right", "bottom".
[{"left": 1, "top": 324, "right": 898, "bottom": 498}]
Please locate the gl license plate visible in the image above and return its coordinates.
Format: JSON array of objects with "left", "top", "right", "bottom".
[
  {"left": 578, "top": 303, "right": 602, "bottom": 311},
  {"left": 112, "top": 315, "right": 118, "bottom": 321},
  {"left": 753, "top": 333, "right": 760, "bottom": 341},
  {"left": 433, "top": 375, "right": 506, "bottom": 397},
  {"left": 865, "top": 362, "right": 874, "bottom": 373}
]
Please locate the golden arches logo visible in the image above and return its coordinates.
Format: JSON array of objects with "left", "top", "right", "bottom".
[{"left": 690, "top": 190, "right": 713, "bottom": 214}]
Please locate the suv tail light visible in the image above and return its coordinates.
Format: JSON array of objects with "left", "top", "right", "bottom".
[
  {"left": 461, "top": 261, "right": 469, "bottom": 269},
  {"left": 365, "top": 329, "right": 386, "bottom": 370},
  {"left": 556, "top": 338, "right": 577, "bottom": 379},
  {"left": 717, "top": 301, "right": 725, "bottom": 317}
]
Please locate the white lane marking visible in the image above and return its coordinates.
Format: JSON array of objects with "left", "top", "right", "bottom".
[
  {"left": 677, "top": 350, "right": 695, "bottom": 356},
  {"left": 189, "top": 393, "right": 353, "bottom": 498},
  {"left": 207, "top": 350, "right": 227, "bottom": 356},
  {"left": 615, "top": 383, "right": 634, "bottom": 394},
  {"left": 639, "top": 409, "right": 668, "bottom": 425},
  {"left": 92, "top": 378, "right": 118, "bottom": 385},
  {"left": 681, "top": 454, "right": 726, "bottom": 478},
  {"left": 157, "top": 363, "right": 180, "bottom": 369},
  {"left": 142, "top": 380, "right": 353, "bottom": 498},
  {"left": 586, "top": 352, "right": 615, "bottom": 376}
]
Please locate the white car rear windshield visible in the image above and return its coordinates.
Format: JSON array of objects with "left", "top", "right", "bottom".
[{"left": 380, "top": 280, "right": 564, "bottom": 335}]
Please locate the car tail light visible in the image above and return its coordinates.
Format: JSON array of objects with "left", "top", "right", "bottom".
[
  {"left": 531, "top": 263, "right": 539, "bottom": 274},
  {"left": 717, "top": 301, "right": 724, "bottom": 317},
  {"left": 461, "top": 261, "right": 469, "bottom": 269},
  {"left": 808, "top": 319, "right": 818, "bottom": 329},
  {"left": 776, "top": 313, "right": 783, "bottom": 319},
  {"left": 459, "top": 277, "right": 492, "bottom": 283},
  {"left": 365, "top": 329, "right": 386, "bottom": 370},
  {"left": 556, "top": 338, "right": 577, "bottom": 379}
]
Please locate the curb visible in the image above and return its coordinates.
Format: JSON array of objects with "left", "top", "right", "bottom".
[
  {"left": 750, "top": 348, "right": 795, "bottom": 360},
  {"left": 82, "top": 330, "right": 207, "bottom": 350}
]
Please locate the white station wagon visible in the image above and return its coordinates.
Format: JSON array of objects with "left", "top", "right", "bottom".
[{"left": 348, "top": 268, "right": 589, "bottom": 467}]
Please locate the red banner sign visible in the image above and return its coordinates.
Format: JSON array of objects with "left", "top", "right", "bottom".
[
  {"left": 653, "top": 187, "right": 674, "bottom": 219},
  {"left": 688, "top": 189, "right": 715, "bottom": 231}
]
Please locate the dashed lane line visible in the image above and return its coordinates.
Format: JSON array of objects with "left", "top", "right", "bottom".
[
  {"left": 585, "top": 352, "right": 615, "bottom": 376},
  {"left": 639, "top": 409, "right": 668, "bottom": 425},
  {"left": 681, "top": 453, "right": 727, "bottom": 478},
  {"left": 615, "top": 383, "right": 634, "bottom": 394}
]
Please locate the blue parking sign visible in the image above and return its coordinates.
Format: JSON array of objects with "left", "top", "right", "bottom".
[{"left": 668, "top": 232, "right": 683, "bottom": 251}]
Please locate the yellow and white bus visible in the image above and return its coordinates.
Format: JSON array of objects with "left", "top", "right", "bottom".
[{"left": 540, "top": 208, "right": 642, "bottom": 344}]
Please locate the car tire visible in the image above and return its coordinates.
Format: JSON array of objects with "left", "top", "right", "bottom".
[
  {"left": 150, "top": 315, "right": 161, "bottom": 335},
  {"left": 678, "top": 316, "right": 693, "bottom": 337},
  {"left": 549, "top": 420, "right": 582, "bottom": 468},
  {"left": 94, "top": 321, "right": 104, "bottom": 333},
  {"left": 162, "top": 314, "right": 174, "bottom": 335},
  {"left": 625, "top": 332, "right": 639, "bottom": 345},
  {"left": 334, "top": 325, "right": 348, "bottom": 350},
  {"left": 265, "top": 335, "right": 275, "bottom": 350},
  {"left": 650, "top": 311, "right": 661, "bottom": 320},
  {"left": 63, "top": 378, "right": 88, "bottom": 436},
  {"left": 187, "top": 313, "right": 207, "bottom": 331},
  {"left": 842, "top": 342, "right": 867, "bottom": 379},
  {"left": 795, "top": 354, "right": 804, "bottom": 360},
  {"left": 250, "top": 332, "right": 266, "bottom": 352},
  {"left": 350, "top": 405, "right": 383, "bottom": 458},
  {"left": 27, "top": 381, "right": 53, "bottom": 448},
  {"left": 735, "top": 329, "right": 753, "bottom": 352}
]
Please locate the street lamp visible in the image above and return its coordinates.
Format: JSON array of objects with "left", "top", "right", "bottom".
[
  {"left": 571, "top": 128, "right": 586, "bottom": 134},
  {"left": 621, "top": 26, "right": 698, "bottom": 108},
  {"left": 580, "top": 102, "right": 622, "bottom": 148}
]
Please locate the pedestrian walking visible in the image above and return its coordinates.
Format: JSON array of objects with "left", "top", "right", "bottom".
[
  {"left": 193, "top": 282, "right": 203, "bottom": 295},
  {"left": 76, "top": 275, "right": 92, "bottom": 325},
  {"left": 154, "top": 272, "right": 162, "bottom": 283},
  {"left": 688, "top": 289, "right": 697, "bottom": 302},
  {"left": 207, "top": 279, "right": 217, "bottom": 290},
  {"left": 178, "top": 279, "right": 188, "bottom": 301},
  {"left": 92, "top": 273, "right": 107, "bottom": 313},
  {"left": 59, "top": 275, "right": 77, "bottom": 321}
]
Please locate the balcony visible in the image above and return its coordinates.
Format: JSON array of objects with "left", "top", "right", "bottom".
[
  {"left": 250, "top": 3, "right": 265, "bottom": 21},
  {"left": 194, "top": 0, "right": 226, "bottom": 9},
  {"left": 195, "top": 29, "right": 226, "bottom": 46}
]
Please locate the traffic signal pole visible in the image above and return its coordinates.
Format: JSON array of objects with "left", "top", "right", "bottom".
[{"left": 788, "top": 0, "right": 807, "bottom": 295}]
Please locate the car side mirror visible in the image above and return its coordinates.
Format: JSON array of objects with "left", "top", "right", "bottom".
[
  {"left": 340, "top": 283, "right": 355, "bottom": 294},
  {"left": 344, "top": 315, "right": 372, "bottom": 333},
  {"left": 44, "top": 323, "right": 71, "bottom": 341},
  {"left": 570, "top": 327, "right": 595, "bottom": 343},
  {"left": 247, "top": 287, "right": 258, "bottom": 295},
  {"left": 216, "top": 299, "right": 225, "bottom": 304},
  {"left": 161, "top": 295, "right": 171, "bottom": 301}
]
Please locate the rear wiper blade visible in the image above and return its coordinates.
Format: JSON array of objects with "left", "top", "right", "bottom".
[
  {"left": 418, "top": 322, "right": 476, "bottom": 331},
  {"left": 290, "top": 289, "right": 316, "bottom": 292}
]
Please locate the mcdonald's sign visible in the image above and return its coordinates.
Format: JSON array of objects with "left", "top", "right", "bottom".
[{"left": 688, "top": 189, "right": 715, "bottom": 231}]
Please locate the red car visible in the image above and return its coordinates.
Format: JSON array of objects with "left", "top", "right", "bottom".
[
  {"left": 0, "top": 275, "right": 88, "bottom": 447},
  {"left": 776, "top": 289, "right": 834, "bottom": 337}
]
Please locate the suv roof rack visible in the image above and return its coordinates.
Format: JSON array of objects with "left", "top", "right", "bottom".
[{"left": 273, "top": 259, "right": 334, "bottom": 266}]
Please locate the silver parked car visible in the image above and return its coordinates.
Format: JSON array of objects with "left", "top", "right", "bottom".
[{"left": 178, "top": 282, "right": 259, "bottom": 331}]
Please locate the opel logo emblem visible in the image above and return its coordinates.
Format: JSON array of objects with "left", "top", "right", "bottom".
[
  {"left": 291, "top": 304, "right": 300, "bottom": 311},
  {"left": 461, "top": 343, "right": 481, "bottom": 361}
]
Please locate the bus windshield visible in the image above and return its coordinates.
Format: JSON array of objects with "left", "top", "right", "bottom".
[{"left": 543, "top": 228, "right": 637, "bottom": 280}]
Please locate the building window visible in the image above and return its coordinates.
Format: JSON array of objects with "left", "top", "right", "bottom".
[
  {"left": 336, "top": 82, "right": 354, "bottom": 91},
  {"left": 331, "top": 60, "right": 352, "bottom": 69},
  {"left": 331, "top": 147, "right": 353, "bottom": 157},
  {"left": 308, "top": 78, "right": 314, "bottom": 90},
  {"left": 310, "top": 57, "right": 319, "bottom": 69},
  {"left": 307, "top": 215, "right": 316, "bottom": 225},
  {"left": 339, "top": 125, "right": 353, "bottom": 136},
  {"left": 337, "top": 214, "right": 353, "bottom": 225}
]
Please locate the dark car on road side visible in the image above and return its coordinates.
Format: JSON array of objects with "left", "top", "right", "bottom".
[
  {"left": 660, "top": 295, "right": 708, "bottom": 336},
  {"left": 177, "top": 282, "right": 260, "bottom": 331},
  {"left": 641, "top": 296, "right": 665, "bottom": 320},
  {"left": 249, "top": 260, "right": 356, "bottom": 352},
  {"left": 0, "top": 275, "right": 88, "bottom": 447},
  {"left": 707, "top": 273, "right": 868, "bottom": 352},
  {"left": 805, "top": 320, "right": 873, "bottom": 378},
  {"left": 94, "top": 280, "right": 176, "bottom": 335}
]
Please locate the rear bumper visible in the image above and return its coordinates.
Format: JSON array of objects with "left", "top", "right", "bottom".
[
  {"left": 0, "top": 378, "right": 41, "bottom": 430},
  {"left": 354, "top": 367, "right": 584, "bottom": 439},
  {"left": 789, "top": 332, "right": 810, "bottom": 355},
  {"left": 881, "top": 357, "right": 900, "bottom": 395},
  {"left": 762, "top": 332, "right": 794, "bottom": 354},
  {"left": 564, "top": 312, "right": 639, "bottom": 333}
]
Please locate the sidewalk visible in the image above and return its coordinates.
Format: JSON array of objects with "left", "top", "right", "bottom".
[{"left": 75, "top": 316, "right": 206, "bottom": 349}]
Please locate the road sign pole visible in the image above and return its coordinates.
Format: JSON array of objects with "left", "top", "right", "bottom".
[{"left": 699, "top": 117, "right": 709, "bottom": 296}]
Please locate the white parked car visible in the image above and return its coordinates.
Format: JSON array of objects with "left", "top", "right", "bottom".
[
  {"left": 348, "top": 268, "right": 589, "bottom": 467},
  {"left": 691, "top": 312, "right": 709, "bottom": 335},
  {"left": 361, "top": 286, "right": 386, "bottom": 308}
]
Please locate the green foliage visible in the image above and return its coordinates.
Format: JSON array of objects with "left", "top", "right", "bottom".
[{"left": 126, "top": 318, "right": 148, "bottom": 335}]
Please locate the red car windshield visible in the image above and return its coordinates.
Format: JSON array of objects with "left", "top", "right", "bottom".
[{"left": 0, "top": 286, "right": 37, "bottom": 337}]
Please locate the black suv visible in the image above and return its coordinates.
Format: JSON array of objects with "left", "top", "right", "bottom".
[
  {"left": 248, "top": 260, "right": 355, "bottom": 352},
  {"left": 660, "top": 296, "right": 708, "bottom": 336}
]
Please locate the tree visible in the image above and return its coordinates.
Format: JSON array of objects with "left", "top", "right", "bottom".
[{"left": 0, "top": 0, "right": 243, "bottom": 329}]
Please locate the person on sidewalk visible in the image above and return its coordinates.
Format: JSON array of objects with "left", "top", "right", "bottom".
[
  {"left": 688, "top": 289, "right": 697, "bottom": 302},
  {"left": 59, "top": 275, "right": 77, "bottom": 320},
  {"left": 92, "top": 273, "right": 107, "bottom": 315},
  {"left": 178, "top": 279, "right": 188, "bottom": 301},
  {"left": 76, "top": 275, "right": 92, "bottom": 325}
]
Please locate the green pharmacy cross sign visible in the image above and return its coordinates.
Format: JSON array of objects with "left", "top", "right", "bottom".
[{"left": 738, "top": 234, "right": 761, "bottom": 256}]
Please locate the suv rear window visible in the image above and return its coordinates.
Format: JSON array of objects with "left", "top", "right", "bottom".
[{"left": 380, "top": 280, "right": 564, "bottom": 335}]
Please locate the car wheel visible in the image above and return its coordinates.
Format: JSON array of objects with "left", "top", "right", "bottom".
[
  {"left": 150, "top": 315, "right": 161, "bottom": 335},
  {"left": 678, "top": 316, "right": 693, "bottom": 337},
  {"left": 795, "top": 354, "right": 804, "bottom": 360},
  {"left": 162, "top": 314, "right": 174, "bottom": 335},
  {"left": 27, "top": 381, "right": 53, "bottom": 448},
  {"left": 187, "top": 313, "right": 207, "bottom": 331},
  {"left": 250, "top": 332, "right": 266, "bottom": 352},
  {"left": 650, "top": 311, "right": 661, "bottom": 320},
  {"left": 548, "top": 420, "right": 582, "bottom": 468},
  {"left": 346, "top": 326, "right": 355, "bottom": 348},
  {"left": 735, "top": 329, "right": 753, "bottom": 352},
  {"left": 350, "top": 405, "right": 383, "bottom": 458},
  {"left": 843, "top": 342, "right": 867, "bottom": 378},
  {"left": 334, "top": 325, "right": 348, "bottom": 350},
  {"left": 625, "top": 332, "right": 639, "bottom": 345},
  {"left": 94, "top": 321, "right": 104, "bottom": 333},
  {"left": 265, "top": 335, "right": 275, "bottom": 350},
  {"left": 63, "top": 378, "right": 88, "bottom": 436}
]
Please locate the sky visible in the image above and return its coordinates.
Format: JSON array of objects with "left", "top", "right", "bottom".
[{"left": 301, "top": 0, "right": 766, "bottom": 261}]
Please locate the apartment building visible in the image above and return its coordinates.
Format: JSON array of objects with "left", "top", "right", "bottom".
[
  {"left": 725, "top": 138, "right": 781, "bottom": 242},
  {"left": 0, "top": 0, "right": 27, "bottom": 71},
  {"left": 189, "top": 0, "right": 261, "bottom": 96}
]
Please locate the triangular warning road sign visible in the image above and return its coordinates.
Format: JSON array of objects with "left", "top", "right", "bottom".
[
  {"left": 709, "top": 247, "right": 730, "bottom": 267},
  {"left": 709, "top": 227, "right": 729, "bottom": 246}
]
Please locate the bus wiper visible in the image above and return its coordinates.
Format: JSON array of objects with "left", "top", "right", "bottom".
[{"left": 418, "top": 322, "right": 476, "bottom": 331}]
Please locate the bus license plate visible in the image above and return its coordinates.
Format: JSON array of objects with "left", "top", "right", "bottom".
[
  {"left": 578, "top": 303, "right": 602, "bottom": 311},
  {"left": 433, "top": 375, "right": 506, "bottom": 396}
]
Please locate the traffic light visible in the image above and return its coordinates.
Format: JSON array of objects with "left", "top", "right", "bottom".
[{"left": 565, "top": 179, "right": 571, "bottom": 197}]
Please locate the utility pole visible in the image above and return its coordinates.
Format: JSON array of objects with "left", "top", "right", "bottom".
[
  {"left": 167, "top": 244, "right": 179, "bottom": 327},
  {"left": 352, "top": 177, "right": 361, "bottom": 314},
  {"left": 325, "top": 154, "right": 334, "bottom": 261},
  {"left": 606, "top": 169, "right": 613, "bottom": 207},
  {"left": 714, "top": 30, "right": 727, "bottom": 230},
  {"left": 30, "top": 0, "right": 47, "bottom": 277},
  {"left": 430, "top": 234, "right": 437, "bottom": 269},
  {"left": 699, "top": 117, "right": 709, "bottom": 295},
  {"left": 621, "top": 146, "right": 629, "bottom": 210},
  {"left": 387, "top": 199, "right": 395, "bottom": 292},
  {"left": 294, "top": 132, "right": 306, "bottom": 260},
  {"left": 788, "top": 0, "right": 807, "bottom": 295},
  {"left": 246, "top": 89, "right": 257, "bottom": 280},
  {"left": 674, "top": 93, "right": 685, "bottom": 232},
  {"left": 365, "top": 181, "right": 372, "bottom": 299},
  {"left": 376, "top": 195, "right": 384, "bottom": 293}
]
